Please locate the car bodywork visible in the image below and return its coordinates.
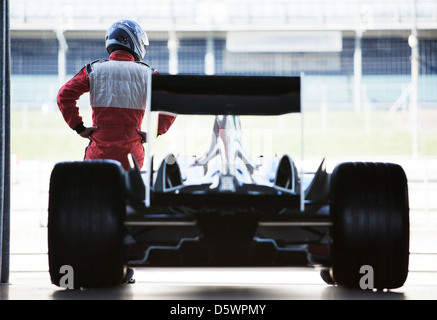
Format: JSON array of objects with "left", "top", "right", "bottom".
[{"left": 48, "top": 74, "right": 409, "bottom": 289}]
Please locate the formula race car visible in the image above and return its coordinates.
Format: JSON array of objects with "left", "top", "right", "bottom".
[{"left": 47, "top": 74, "right": 409, "bottom": 290}]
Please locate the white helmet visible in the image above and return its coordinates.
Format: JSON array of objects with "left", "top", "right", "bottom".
[{"left": 105, "top": 20, "right": 149, "bottom": 61}]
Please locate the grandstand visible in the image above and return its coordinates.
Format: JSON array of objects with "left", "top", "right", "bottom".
[{"left": 9, "top": 0, "right": 437, "bottom": 113}]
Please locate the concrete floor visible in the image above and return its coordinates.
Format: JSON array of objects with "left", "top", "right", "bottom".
[
  {"left": 2, "top": 228, "right": 437, "bottom": 300},
  {"left": 2, "top": 264, "right": 437, "bottom": 300}
]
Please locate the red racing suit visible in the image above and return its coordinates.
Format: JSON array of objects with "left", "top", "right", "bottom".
[{"left": 57, "top": 50, "right": 176, "bottom": 171}]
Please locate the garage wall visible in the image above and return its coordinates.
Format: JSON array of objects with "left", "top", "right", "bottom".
[{"left": 0, "top": 0, "right": 11, "bottom": 284}]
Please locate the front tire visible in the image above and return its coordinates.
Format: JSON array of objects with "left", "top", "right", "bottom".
[{"left": 48, "top": 160, "right": 127, "bottom": 288}]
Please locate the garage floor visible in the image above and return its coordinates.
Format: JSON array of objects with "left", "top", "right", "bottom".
[
  {"left": 2, "top": 264, "right": 437, "bottom": 300},
  {"left": 2, "top": 228, "right": 437, "bottom": 300}
]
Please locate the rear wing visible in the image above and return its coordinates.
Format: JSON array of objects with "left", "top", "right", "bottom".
[{"left": 151, "top": 74, "right": 301, "bottom": 115}]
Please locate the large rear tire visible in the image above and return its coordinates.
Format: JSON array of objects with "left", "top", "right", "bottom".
[
  {"left": 329, "top": 162, "right": 409, "bottom": 289},
  {"left": 48, "top": 160, "right": 127, "bottom": 288}
]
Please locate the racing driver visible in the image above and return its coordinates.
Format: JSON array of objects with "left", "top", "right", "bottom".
[{"left": 57, "top": 19, "right": 176, "bottom": 171}]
